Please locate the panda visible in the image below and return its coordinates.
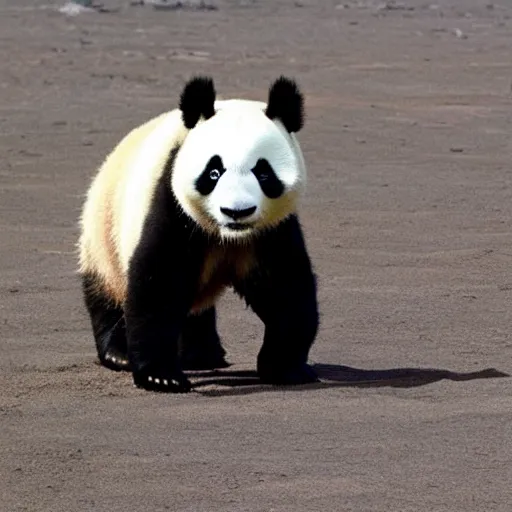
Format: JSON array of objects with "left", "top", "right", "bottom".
[{"left": 78, "top": 75, "right": 319, "bottom": 393}]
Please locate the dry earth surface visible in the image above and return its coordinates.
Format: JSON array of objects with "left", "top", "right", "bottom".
[{"left": 1, "top": 0, "right": 512, "bottom": 511}]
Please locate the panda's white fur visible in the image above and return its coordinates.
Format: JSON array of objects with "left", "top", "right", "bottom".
[{"left": 79, "top": 98, "right": 306, "bottom": 306}]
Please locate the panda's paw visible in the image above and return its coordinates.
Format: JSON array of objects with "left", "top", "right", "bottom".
[
  {"left": 133, "top": 369, "right": 192, "bottom": 393},
  {"left": 101, "top": 349, "right": 131, "bottom": 372},
  {"left": 258, "top": 362, "right": 320, "bottom": 386}
]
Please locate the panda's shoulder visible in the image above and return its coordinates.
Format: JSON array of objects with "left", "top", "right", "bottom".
[{"left": 104, "top": 109, "right": 186, "bottom": 173}]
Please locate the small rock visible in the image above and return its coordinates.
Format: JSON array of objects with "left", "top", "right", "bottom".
[
  {"left": 377, "top": 1, "right": 414, "bottom": 11},
  {"left": 58, "top": 1, "right": 117, "bottom": 15},
  {"left": 58, "top": 2, "right": 95, "bottom": 15},
  {"left": 148, "top": 0, "right": 218, "bottom": 10}
]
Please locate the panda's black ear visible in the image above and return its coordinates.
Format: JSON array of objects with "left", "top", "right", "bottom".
[
  {"left": 265, "top": 76, "right": 304, "bottom": 133},
  {"left": 179, "top": 76, "right": 216, "bottom": 129}
]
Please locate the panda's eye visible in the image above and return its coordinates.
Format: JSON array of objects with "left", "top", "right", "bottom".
[
  {"left": 209, "top": 169, "right": 221, "bottom": 181},
  {"left": 258, "top": 172, "right": 269, "bottom": 181}
]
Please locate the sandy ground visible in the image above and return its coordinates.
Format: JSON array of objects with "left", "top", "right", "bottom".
[{"left": 1, "top": 0, "right": 512, "bottom": 510}]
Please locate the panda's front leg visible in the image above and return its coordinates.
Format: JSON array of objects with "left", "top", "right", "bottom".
[
  {"left": 123, "top": 221, "right": 201, "bottom": 393},
  {"left": 124, "top": 267, "right": 194, "bottom": 393},
  {"left": 235, "top": 215, "right": 320, "bottom": 385},
  {"left": 254, "top": 288, "right": 319, "bottom": 386}
]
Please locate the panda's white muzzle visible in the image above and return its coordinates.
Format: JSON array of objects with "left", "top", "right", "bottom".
[{"left": 209, "top": 170, "right": 262, "bottom": 229}]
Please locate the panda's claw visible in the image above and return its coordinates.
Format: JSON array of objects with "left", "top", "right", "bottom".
[
  {"left": 102, "top": 349, "right": 131, "bottom": 372},
  {"left": 133, "top": 370, "right": 191, "bottom": 393}
]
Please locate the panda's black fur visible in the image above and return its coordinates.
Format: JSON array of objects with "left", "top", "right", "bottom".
[{"left": 79, "top": 76, "right": 319, "bottom": 393}]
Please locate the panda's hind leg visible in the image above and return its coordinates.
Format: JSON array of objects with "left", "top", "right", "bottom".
[
  {"left": 179, "top": 307, "right": 230, "bottom": 371},
  {"left": 81, "top": 273, "right": 131, "bottom": 372}
]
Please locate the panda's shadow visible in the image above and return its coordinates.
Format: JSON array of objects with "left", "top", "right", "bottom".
[{"left": 188, "top": 363, "right": 509, "bottom": 397}]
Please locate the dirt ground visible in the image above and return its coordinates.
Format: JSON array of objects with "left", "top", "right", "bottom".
[{"left": 1, "top": 0, "right": 512, "bottom": 510}]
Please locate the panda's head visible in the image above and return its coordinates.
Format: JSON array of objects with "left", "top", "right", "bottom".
[{"left": 171, "top": 76, "right": 307, "bottom": 241}]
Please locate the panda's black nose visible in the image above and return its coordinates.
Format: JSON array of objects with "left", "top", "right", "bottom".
[{"left": 220, "top": 206, "right": 256, "bottom": 220}]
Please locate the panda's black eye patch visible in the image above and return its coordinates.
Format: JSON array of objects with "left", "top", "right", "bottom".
[
  {"left": 252, "top": 159, "right": 284, "bottom": 199},
  {"left": 195, "top": 155, "right": 226, "bottom": 195}
]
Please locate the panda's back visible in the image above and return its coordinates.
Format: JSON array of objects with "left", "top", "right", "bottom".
[{"left": 79, "top": 109, "right": 187, "bottom": 304}]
